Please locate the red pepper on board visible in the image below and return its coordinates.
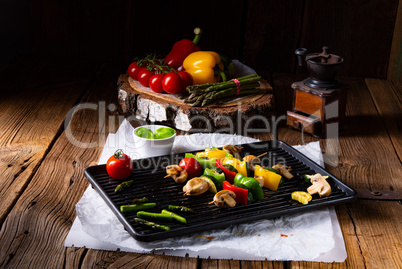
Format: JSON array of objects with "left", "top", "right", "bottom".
[
  {"left": 222, "top": 181, "right": 248, "bottom": 205},
  {"left": 215, "top": 159, "right": 237, "bottom": 184},
  {"left": 165, "top": 27, "right": 202, "bottom": 70}
]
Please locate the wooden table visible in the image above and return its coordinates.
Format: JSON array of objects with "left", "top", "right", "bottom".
[{"left": 0, "top": 55, "right": 401, "bottom": 268}]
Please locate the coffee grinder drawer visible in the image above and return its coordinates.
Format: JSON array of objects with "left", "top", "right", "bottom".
[{"left": 287, "top": 110, "right": 321, "bottom": 136}]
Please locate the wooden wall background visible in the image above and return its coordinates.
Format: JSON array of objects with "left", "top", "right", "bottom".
[{"left": 2, "top": 0, "right": 401, "bottom": 81}]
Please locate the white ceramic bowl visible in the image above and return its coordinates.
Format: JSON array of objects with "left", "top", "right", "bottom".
[{"left": 132, "top": 125, "right": 176, "bottom": 157}]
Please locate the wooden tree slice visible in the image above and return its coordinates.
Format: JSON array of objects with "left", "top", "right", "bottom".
[{"left": 117, "top": 74, "right": 275, "bottom": 132}]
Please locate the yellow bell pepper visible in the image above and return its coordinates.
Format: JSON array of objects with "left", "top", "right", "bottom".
[
  {"left": 222, "top": 157, "right": 248, "bottom": 176},
  {"left": 183, "top": 51, "right": 225, "bottom": 85},
  {"left": 254, "top": 165, "right": 282, "bottom": 191},
  {"left": 196, "top": 149, "right": 226, "bottom": 159},
  {"left": 291, "top": 191, "right": 312, "bottom": 205}
]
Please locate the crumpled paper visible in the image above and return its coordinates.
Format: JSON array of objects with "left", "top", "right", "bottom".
[{"left": 68, "top": 119, "right": 347, "bottom": 262}]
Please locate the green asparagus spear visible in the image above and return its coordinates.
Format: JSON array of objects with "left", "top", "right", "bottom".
[
  {"left": 168, "top": 205, "right": 195, "bottom": 213},
  {"left": 200, "top": 85, "right": 263, "bottom": 107},
  {"left": 136, "top": 211, "right": 173, "bottom": 221},
  {"left": 132, "top": 197, "right": 148, "bottom": 204},
  {"left": 115, "top": 180, "right": 134, "bottom": 192},
  {"left": 186, "top": 74, "right": 259, "bottom": 93},
  {"left": 184, "top": 75, "right": 264, "bottom": 107},
  {"left": 161, "top": 210, "right": 187, "bottom": 224},
  {"left": 120, "top": 203, "right": 156, "bottom": 213},
  {"left": 134, "top": 218, "right": 170, "bottom": 231}
]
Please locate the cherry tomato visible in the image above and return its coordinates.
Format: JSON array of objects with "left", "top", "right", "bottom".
[
  {"left": 127, "top": 62, "right": 143, "bottom": 81},
  {"left": 138, "top": 69, "right": 155, "bottom": 87},
  {"left": 149, "top": 74, "right": 166, "bottom": 93},
  {"left": 106, "top": 149, "right": 134, "bottom": 180},
  {"left": 162, "top": 72, "right": 183, "bottom": 94},
  {"left": 178, "top": 71, "right": 193, "bottom": 92},
  {"left": 179, "top": 157, "right": 201, "bottom": 179}
]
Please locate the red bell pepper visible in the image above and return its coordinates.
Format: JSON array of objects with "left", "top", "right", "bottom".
[
  {"left": 223, "top": 181, "right": 248, "bottom": 205},
  {"left": 165, "top": 28, "right": 202, "bottom": 70},
  {"left": 215, "top": 159, "right": 237, "bottom": 184}
]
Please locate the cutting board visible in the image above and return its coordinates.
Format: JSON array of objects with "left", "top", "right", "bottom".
[{"left": 117, "top": 74, "right": 274, "bottom": 132}]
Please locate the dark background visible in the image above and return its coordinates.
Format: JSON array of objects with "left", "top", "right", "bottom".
[{"left": 1, "top": 0, "right": 399, "bottom": 80}]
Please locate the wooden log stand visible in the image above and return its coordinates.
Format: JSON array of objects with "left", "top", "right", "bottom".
[{"left": 117, "top": 74, "right": 274, "bottom": 133}]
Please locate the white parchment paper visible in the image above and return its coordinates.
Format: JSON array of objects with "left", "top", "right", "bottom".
[{"left": 65, "top": 119, "right": 347, "bottom": 262}]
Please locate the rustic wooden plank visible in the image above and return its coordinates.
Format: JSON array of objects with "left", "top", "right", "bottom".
[
  {"left": 80, "top": 251, "right": 199, "bottom": 268},
  {"left": 290, "top": 201, "right": 402, "bottom": 269},
  {"left": 241, "top": 260, "right": 285, "bottom": 269},
  {"left": 0, "top": 63, "right": 117, "bottom": 268},
  {"left": 332, "top": 77, "right": 402, "bottom": 190},
  {"left": 65, "top": 247, "right": 87, "bottom": 269},
  {"left": 342, "top": 201, "right": 402, "bottom": 268},
  {"left": 300, "top": 0, "right": 399, "bottom": 78},
  {"left": 79, "top": 249, "right": 127, "bottom": 269},
  {"left": 365, "top": 78, "right": 402, "bottom": 160},
  {"left": 388, "top": 0, "right": 402, "bottom": 82},
  {"left": 0, "top": 56, "right": 99, "bottom": 225}
]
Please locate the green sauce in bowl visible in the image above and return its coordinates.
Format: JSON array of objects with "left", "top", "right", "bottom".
[
  {"left": 135, "top": 127, "right": 155, "bottom": 139},
  {"left": 154, "top": 127, "right": 175, "bottom": 139},
  {"left": 135, "top": 126, "right": 175, "bottom": 139}
]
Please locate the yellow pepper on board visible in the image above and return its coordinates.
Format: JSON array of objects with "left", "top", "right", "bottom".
[
  {"left": 196, "top": 149, "right": 226, "bottom": 159},
  {"left": 222, "top": 157, "right": 248, "bottom": 176},
  {"left": 254, "top": 165, "right": 282, "bottom": 191},
  {"left": 183, "top": 51, "right": 225, "bottom": 85}
]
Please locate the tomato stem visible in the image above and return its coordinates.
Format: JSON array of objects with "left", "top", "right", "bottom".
[{"left": 114, "top": 149, "right": 124, "bottom": 159}]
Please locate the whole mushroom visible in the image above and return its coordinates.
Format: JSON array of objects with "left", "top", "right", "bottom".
[{"left": 307, "top": 173, "right": 331, "bottom": 197}]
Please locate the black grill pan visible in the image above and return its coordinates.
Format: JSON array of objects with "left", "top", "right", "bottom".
[{"left": 84, "top": 140, "right": 356, "bottom": 242}]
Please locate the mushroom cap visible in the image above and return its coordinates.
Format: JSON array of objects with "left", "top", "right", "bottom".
[
  {"left": 183, "top": 177, "right": 209, "bottom": 196},
  {"left": 212, "top": 190, "right": 236, "bottom": 208}
]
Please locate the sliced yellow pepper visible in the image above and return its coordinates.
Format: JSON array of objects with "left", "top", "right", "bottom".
[
  {"left": 291, "top": 191, "right": 312, "bottom": 205},
  {"left": 222, "top": 157, "right": 248, "bottom": 176},
  {"left": 183, "top": 51, "right": 224, "bottom": 85},
  {"left": 254, "top": 165, "right": 282, "bottom": 191},
  {"left": 196, "top": 149, "right": 226, "bottom": 159}
]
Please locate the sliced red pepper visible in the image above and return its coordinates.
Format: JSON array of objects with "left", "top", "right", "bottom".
[
  {"left": 215, "top": 159, "right": 236, "bottom": 184},
  {"left": 222, "top": 181, "right": 248, "bottom": 205}
]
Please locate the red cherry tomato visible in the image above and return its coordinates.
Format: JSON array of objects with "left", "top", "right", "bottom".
[
  {"left": 106, "top": 149, "right": 134, "bottom": 180},
  {"left": 162, "top": 72, "right": 183, "bottom": 94},
  {"left": 138, "top": 69, "right": 155, "bottom": 87},
  {"left": 149, "top": 74, "right": 166, "bottom": 93},
  {"left": 178, "top": 71, "right": 193, "bottom": 92},
  {"left": 179, "top": 157, "right": 201, "bottom": 179},
  {"left": 127, "top": 62, "right": 143, "bottom": 80}
]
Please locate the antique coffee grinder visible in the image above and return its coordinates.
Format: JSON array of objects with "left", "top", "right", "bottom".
[{"left": 287, "top": 46, "right": 348, "bottom": 137}]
